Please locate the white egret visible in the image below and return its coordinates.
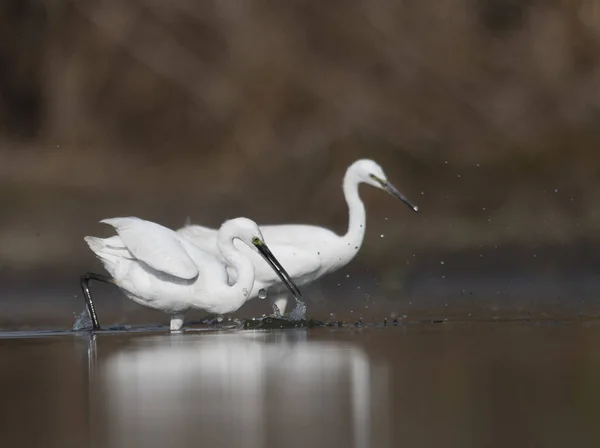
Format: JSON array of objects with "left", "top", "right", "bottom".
[
  {"left": 178, "top": 159, "right": 418, "bottom": 316},
  {"left": 80, "top": 217, "right": 303, "bottom": 331}
]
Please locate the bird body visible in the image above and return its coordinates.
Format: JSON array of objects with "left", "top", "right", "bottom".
[
  {"left": 82, "top": 216, "right": 303, "bottom": 330},
  {"left": 178, "top": 159, "right": 418, "bottom": 315}
]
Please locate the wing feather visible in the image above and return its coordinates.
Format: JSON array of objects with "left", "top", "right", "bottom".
[{"left": 101, "top": 217, "right": 199, "bottom": 280}]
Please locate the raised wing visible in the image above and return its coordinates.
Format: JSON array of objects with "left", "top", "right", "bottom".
[{"left": 101, "top": 217, "right": 199, "bottom": 280}]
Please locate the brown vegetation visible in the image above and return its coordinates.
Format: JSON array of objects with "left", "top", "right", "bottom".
[{"left": 2, "top": 0, "right": 600, "bottom": 275}]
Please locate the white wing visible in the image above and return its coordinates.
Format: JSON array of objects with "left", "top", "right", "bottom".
[
  {"left": 101, "top": 217, "right": 199, "bottom": 280},
  {"left": 176, "top": 225, "right": 220, "bottom": 256},
  {"left": 255, "top": 243, "right": 321, "bottom": 283},
  {"left": 224, "top": 240, "right": 321, "bottom": 285},
  {"left": 179, "top": 223, "right": 324, "bottom": 282},
  {"left": 260, "top": 224, "right": 339, "bottom": 246}
]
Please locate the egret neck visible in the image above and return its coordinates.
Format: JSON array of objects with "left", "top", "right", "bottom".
[
  {"left": 215, "top": 222, "right": 256, "bottom": 310},
  {"left": 341, "top": 167, "right": 366, "bottom": 259}
]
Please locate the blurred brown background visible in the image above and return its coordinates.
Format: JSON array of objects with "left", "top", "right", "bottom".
[{"left": 2, "top": 0, "right": 600, "bottom": 326}]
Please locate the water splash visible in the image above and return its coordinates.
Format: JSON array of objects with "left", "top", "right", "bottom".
[
  {"left": 288, "top": 299, "right": 307, "bottom": 321},
  {"left": 72, "top": 309, "right": 92, "bottom": 331}
]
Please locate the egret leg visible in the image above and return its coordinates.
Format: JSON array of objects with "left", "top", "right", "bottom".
[
  {"left": 170, "top": 315, "right": 185, "bottom": 332},
  {"left": 80, "top": 272, "right": 113, "bottom": 331}
]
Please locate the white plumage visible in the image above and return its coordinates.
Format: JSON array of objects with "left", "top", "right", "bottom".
[
  {"left": 178, "top": 159, "right": 417, "bottom": 315},
  {"left": 82, "top": 216, "right": 303, "bottom": 330}
]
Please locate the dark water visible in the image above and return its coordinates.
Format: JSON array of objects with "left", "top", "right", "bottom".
[{"left": 1, "top": 323, "right": 600, "bottom": 448}]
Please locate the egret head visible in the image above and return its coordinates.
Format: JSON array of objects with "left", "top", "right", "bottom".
[
  {"left": 224, "top": 218, "right": 304, "bottom": 300},
  {"left": 350, "top": 159, "right": 419, "bottom": 212},
  {"left": 225, "top": 217, "right": 266, "bottom": 249}
]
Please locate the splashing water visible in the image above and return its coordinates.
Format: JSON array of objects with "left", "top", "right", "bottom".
[
  {"left": 288, "top": 299, "right": 307, "bottom": 321},
  {"left": 72, "top": 309, "right": 92, "bottom": 331}
]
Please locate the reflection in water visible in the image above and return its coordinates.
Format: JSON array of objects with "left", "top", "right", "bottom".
[
  {"left": 5, "top": 324, "right": 600, "bottom": 447},
  {"left": 92, "top": 331, "right": 390, "bottom": 448}
]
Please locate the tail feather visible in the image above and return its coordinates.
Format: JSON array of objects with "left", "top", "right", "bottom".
[{"left": 84, "top": 236, "right": 131, "bottom": 278}]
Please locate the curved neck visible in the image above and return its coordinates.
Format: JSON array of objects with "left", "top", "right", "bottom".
[
  {"left": 216, "top": 229, "right": 255, "bottom": 307},
  {"left": 342, "top": 169, "right": 366, "bottom": 250}
]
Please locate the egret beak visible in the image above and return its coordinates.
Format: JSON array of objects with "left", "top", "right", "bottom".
[
  {"left": 372, "top": 175, "right": 418, "bottom": 212},
  {"left": 254, "top": 241, "right": 304, "bottom": 301}
]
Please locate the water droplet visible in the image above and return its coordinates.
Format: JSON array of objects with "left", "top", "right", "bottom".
[
  {"left": 554, "top": 188, "right": 558, "bottom": 193},
  {"left": 346, "top": 274, "right": 350, "bottom": 278},
  {"left": 380, "top": 234, "right": 385, "bottom": 238},
  {"left": 258, "top": 289, "right": 267, "bottom": 299},
  {"left": 440, "top": 261, "right": 445, "bottom": 265},
  {"left": 217, "top": 316, "right": 223, "bottom": 323}
]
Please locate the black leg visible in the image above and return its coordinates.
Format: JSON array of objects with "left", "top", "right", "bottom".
[{"left": 80, "top": 272, "right": 113, "bottom": 331}]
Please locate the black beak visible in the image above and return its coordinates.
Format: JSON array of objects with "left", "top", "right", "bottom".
[
  {"left": 254, "top": 242, "right": 304, "bottom": 301},
  {"left": 382, "top": 180, "right": 418, "bottom": 212}
]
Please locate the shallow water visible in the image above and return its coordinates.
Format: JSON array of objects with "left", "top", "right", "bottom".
[{"left": 1, "top": 323, "right": 600, "bottom": 448}]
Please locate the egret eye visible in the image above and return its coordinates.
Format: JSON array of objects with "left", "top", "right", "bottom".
[
  {"left": 369, "top": 173, "right": 385, "bottom": 185},
  {"left": 252, "top": 236, "right": 262, "bottom": 245}
]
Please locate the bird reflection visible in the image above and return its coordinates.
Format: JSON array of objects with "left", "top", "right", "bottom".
[{"left": 88, "top": 331, "right": 390, "bottom": 448}]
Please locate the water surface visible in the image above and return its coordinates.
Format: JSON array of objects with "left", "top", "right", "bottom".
[{"left": 1, "top": 323, "right": 600, "bottom": 447}]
